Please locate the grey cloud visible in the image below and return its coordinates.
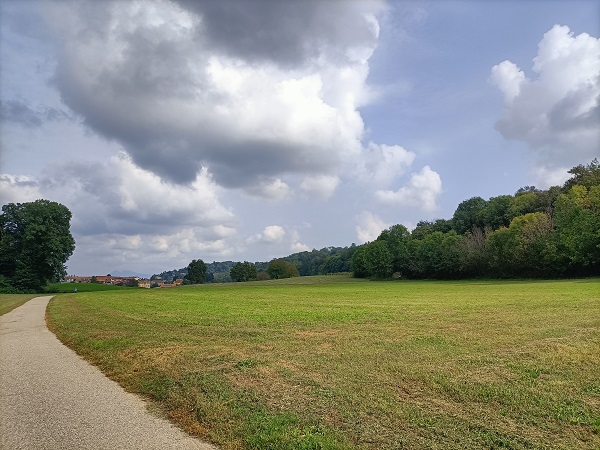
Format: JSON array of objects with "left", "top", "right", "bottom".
[
  {"left": 0, "top": 99, "right": 71, "bottom": 128},
  {"left": 176, "top": 0, "right": 383, "bottom": 67},
  {"left": 46, "top": 0, "right": 383, "bottom": 191}
]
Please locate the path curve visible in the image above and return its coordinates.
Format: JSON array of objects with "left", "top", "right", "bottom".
[{"left": 0, "top": 296, "right": 216, "bottom": 450}]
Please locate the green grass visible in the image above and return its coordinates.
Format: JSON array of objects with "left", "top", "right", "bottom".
[
  {"left": 0, "top": 294, "right": 39, "bottom": 315},
  {"left": 45, "top": 282, "right": 134, "bottom": 293},
  {"left": 46, "top": 275, "right": 600, "bottom": 449}
]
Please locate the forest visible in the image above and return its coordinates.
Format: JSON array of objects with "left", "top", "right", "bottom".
[
  {"left": 158, "top": 159, "right": 599, "bottom": 282},
  {"left": 352, "top": 159, "right": 599, "bottom": 279}
]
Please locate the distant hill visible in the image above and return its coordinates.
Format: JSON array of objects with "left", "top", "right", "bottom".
[{"left": 110, "top": 269, "right": 151, "bottom": 279}]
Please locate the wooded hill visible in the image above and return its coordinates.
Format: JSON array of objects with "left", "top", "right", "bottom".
[{"left": 157, "top": 159, "right": 599, "bottom": 281}]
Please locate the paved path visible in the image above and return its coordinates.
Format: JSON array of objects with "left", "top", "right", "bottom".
[{"left": 0, "top": 296, "right": 216, "bottom": 450}]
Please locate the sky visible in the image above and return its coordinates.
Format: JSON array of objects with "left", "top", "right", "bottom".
[{"left": 1, "top": 0, "right": 599, "bottom": 277}]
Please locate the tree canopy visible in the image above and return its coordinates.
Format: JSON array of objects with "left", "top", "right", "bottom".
[
  {"left": 185, "top": 259, "right": 207, "bottom": 284},
  {"left": 0, "top": 200, "right": 75, "bottom": 291},
  {"left": 351, "top": 160, "right": 600, "bottom": 280}
]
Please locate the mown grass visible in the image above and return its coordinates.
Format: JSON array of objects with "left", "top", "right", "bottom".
[
  {"left": 46, "top": 275, "right": 600, "bottom": 449},
  {"left": 0, "top": 294, "right": 39, "bottom": 316},
  {"left": 45, "top": 282, "right": 134, "bottom": 293}
]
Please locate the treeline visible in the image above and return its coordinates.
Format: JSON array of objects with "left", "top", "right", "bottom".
[
  {"left": 156, "top": 246, "right": 356, "bottom": 284},
  {"left": 160, "top": 160, "right": 598, "bottom": 283},
  {"left": 352, "top": 160, "right": 599, "bottom": 279}
]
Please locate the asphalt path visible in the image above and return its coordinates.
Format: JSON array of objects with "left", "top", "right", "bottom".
[{"left": 0, "top": 296, "right": 216, "bottom": 450}]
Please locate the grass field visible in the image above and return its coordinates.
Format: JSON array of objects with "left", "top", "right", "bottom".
[
  {"left": 45, "top": 282, "right": 134, "bottom": 293},
  {"left": 46, "top": 275, "right": 600, "bottom": 449},
  {"left": 0, "top": 294, "right": 39, "bottom": 316}
]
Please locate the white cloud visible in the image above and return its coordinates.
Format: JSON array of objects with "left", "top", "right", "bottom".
[
  {"left": 262, "top": 225, "right": 286, "bottom": 243},
  {"left": 246, "top": 178, "right": 291, "bottom": 201},
  {"left": 300, "top": 175, "right": 340, "bottom": 199},
  {"left": 355, "top": 142, "right": 416, "bottom": 187},
  {"left": 291, "top": 241, "right": 311, "bottom": 252},
  {"left": 42, "top": 0, "right": 391, "bottom": 199},
  {"left": 490, "top": 25, "right": 600, "bottom": 169},
  {"left": 375, "top": 165, "right": 442, "bottom": 212},
  {"left": 355, "top": 211, "right": 389, "bottom": 243},
  {"left": 0, "top": 174, "right": 42, "bottom": 204},
  {"left": 247, "top": 225, "right": 287, "bottom": 245},
  {"left": 0, "top": 152, "right": 238, "bottom": 274}
]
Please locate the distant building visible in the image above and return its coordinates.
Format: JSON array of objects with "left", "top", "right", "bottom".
[{"left": 66, "top": 275, "right": 142, "bottom": 287}]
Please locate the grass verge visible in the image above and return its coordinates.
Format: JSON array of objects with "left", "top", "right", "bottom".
[
  {"left": 0, "top": 294, "right": 39, "bottom": 316},
  {"left": 47, "top": 275, "right": 600, "bottom": 449}
]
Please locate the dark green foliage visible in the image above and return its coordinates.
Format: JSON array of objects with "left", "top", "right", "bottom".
[
  {"left": 0, "top": 200, "right": 75, "bottom": 291},
  {"left": 563, "top": 158, "right": 600, "bottom": 190},
  {"left": 267, "top": 259, "right": 299, "bottom": 279},
  {"left": 480, "top": 195, "right": 513, "bottom": 230},
  {"left": 352, "top": 160, "right": 599, "bottom": 280},
  {"left": 377, "top": 224, "right": 411, "bottom": 273},
  {"left": 230, "top": 261, "right": 258, "bottom": 282},
  {"left": 350, "top": 246, "right": 369, "bottom": 278},
  {"left": 364, "top": 240, "right": 393, "bottom": 279},
  {"left": 452, "top": 197, "right": 486, "bottom": 234},
  {"left": 186, "top": 259, "right": 207, "bottom": 284}
]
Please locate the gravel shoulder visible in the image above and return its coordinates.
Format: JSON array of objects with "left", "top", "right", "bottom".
[{"left": 0, "top": 296, "right": 216, "bottom": 450}]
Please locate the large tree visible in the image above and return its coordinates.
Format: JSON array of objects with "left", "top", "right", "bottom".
[
  {"left": 267, "top": 259, "right": 299, "bottom": 279},
  {"left": 0, "top": 200, "right": 75, "bottom": 291},
  {"left": 186, "top": 259, "right": 207, "bottom": 284},
  {"left": 230, "top": 261, "right": 257, "bottom": 282}
]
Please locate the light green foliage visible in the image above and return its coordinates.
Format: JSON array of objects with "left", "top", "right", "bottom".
[
  {"left": 553, "top": 185, "right": 600, "bottom": 273},
  {"left": 0, "top": 200, "right": 75, "bottom": 291},
  {"left": 47, "top": 277, "right": 600, "bottom": 449}
]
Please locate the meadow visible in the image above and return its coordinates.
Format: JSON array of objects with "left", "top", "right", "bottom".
[
  {"left": 0, "top": 293, "right": 39, "bottom": 316},
  {"left": 46, "top": 275, "right": 600, "bottom": 449}
]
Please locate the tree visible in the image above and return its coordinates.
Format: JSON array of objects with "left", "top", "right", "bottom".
[
  {"left": 553, "top": 185, "right": 600, "bottom": 275},
  {"left": 230, "top": 261, "right": 257, "bottom": 282},
  {"left": 0, "top": 200, "right": 75, "bottom": 291},
  {"left": 480, "top": 195, "right": 513, "bottom": 230},
  {"left": 452, "top": 197, "right": 486, "bottom": 234},
  {"left": 377, "top": 224, "right": 411, "bottom": 273},
  {"left": 563, "top": 158, "right": 600, "bottom": 190},
  {"left": 350, "top": 245, "right": 369, "bottom": 278},
  {"left": 364, "top": 240, "right": 393, "bottom": 279},
  {"left": 267, "top": 259, "right": 299, "bottom": 279},
  {"left": 186, "top": 259, "right": 207, "bottom": 284}
]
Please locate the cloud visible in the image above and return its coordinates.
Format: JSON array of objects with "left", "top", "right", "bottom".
[
  {"left": 0, "top": 152, "right": 238, "bottom": 273},
  {"left": 375, "top": 165, "right": 442, "bottom": 212},
  {"left": 0, "top": 174, "right": 42, "bottom": 204},
  {"left": 291, "top": 241, "right": 311, "bottom": 253},
  {"left": 248, "top": 225, "right": 286, "bottom": 244},
  {"left": 246, "top": 178, "right": 291, "bottom": 201},
  {"left": 355, "top": 142, "right": 416, "bottom": 187},
  {"left": 355, "top": 211, "right": 389, "bottom": 243},
  {"left": 490, "top": 25, "right": 600, "bottom": 171},
  {"left": 300, "top": 175, "right": 340, "bottom": 199},
  {"left": 42, "top": 0, "right": 392, "bottom": 198},
  {"left": 0, "top": 99, "right": 71, "bottom": 128}
]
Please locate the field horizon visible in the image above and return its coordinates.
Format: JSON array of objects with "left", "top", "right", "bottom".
[{"left": 46, "top": 275, "right": 600, "bottom": 449}]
